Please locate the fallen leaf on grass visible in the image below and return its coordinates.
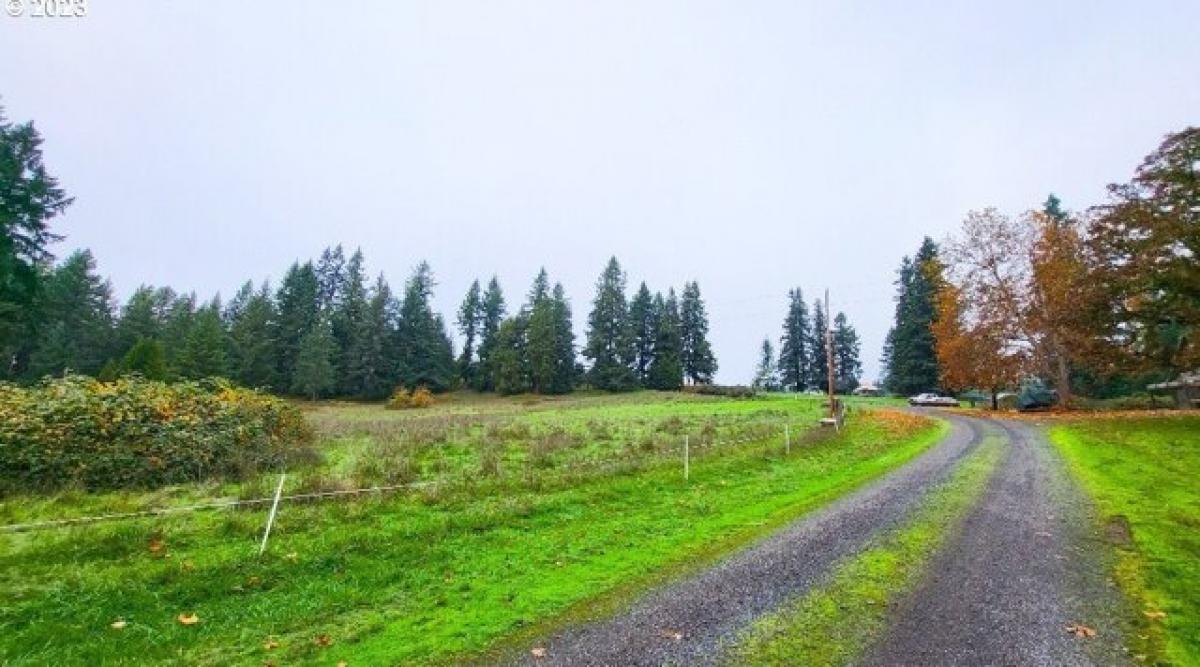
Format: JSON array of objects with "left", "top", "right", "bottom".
[
  {"left": 177, "top": 613, "right": 200, "bottom": 626},
  {"left": 110, "top": 619, "right": 128, "bottom": 630},
  {"left": 149, "top": 537, "right": 165, "bottom": 554},
  {"left": 284, "top": 552, "right": 299, "bottom": 562},
  {"left": 263, "top": 638, "right": 280, "bottom": 650},
  {"left": 313, "top": 634, "right": 333, "bottom": 647},
  {"left": 181, "top": 560, "right": 195, "bottom": 572},
  {"left": 1066, "top": 624, "right": 1096, "bottom": 638},
  {"left": 530, "top": 647, "right": 547, "bottom": 658},
  {"left": 1143, "top": 610, "right": 1167, "bottom": 621},
  {"left": 337, "top": 662, "right": 348, "bottom": 667}
]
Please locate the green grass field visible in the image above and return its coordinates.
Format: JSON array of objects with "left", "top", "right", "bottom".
[
  {"left": 0, "top": 392, "right": 943, "bottom": 665},
  {"left": 1050, "top": 415, "right": 1200, "bottom": 665}
]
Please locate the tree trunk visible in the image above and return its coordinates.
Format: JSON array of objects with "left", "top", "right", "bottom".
[{"left": 1055, "top": 353, "right": 1072, "bottom": 408}]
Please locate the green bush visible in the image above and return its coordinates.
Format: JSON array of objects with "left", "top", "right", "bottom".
[{"left": 0, "top": 375, "right": 314, "bottom": 492}]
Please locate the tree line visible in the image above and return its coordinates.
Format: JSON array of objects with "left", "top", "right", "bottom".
[
  {"left": 1, "top": 104, "right": 720, "bottom": 398},
  {"left": 752, "top": 288, "right": 862, "bottom": 393},
  {"left": 882, "top": 127, "right": 1199, "bottom": 406}
]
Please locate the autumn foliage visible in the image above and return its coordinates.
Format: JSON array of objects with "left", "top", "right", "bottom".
[{"left": 0, "top": 375, "right": 314, "bottom": 491}]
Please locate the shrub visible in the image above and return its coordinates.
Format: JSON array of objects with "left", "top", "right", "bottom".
[
  {"left": 386, "top": 388, "right": 412, "bottom": 409},
  {"left": 410, "top": 386, "right": 435, "bottom": 409},
  {"left": 0, "top": 375, "right": 314, "bottom": 492},
  {"left": 385, "top": 386, "right": 435, "bottom": 410}
]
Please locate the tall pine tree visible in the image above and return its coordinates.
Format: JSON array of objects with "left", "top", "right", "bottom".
[
  {"left": 753, "top": 337, "right": 778, "bottom": 390},
  {"left": 628, "top": 282, "right": 655, "bottom": 385},
  {"left": 882, "top": 238, "right": 941, "bottom": 394},
  {"left": 679, "top": 281, "right": 717, "bottom": 384},
  {"left": 394, "top": 261, "right": 455, "bottom": 391},
  {"left": 811, "top": 298, "right": 829, "bottom": 393},
  {"left": 832, "top": 311, "right": 862, "bottom": 393},
  {"left": 274, "top": 261, "right": 321, "bottom": 393},
  {"left": 646, "top": 290, "right": 683, "bottom": 390},
  {"left": 178, "top": 298, "right": 229, "bottom": 379},
  {"left": 584, "top": 257, "right": 636, "bottom": 391},
  {"left": 292, "top": 317, "right": 336, "bottom": 400},
  {"left": 227, "top": 281, "right": 277, "bottom": 389},
  {"left": 25, "top": 250, "right": 114, "bottom": 378},
  {"left": 456, "top": 279, "right": 483, "bottom": 387},
  {"left": 474, "top": 277, "right": 506, "bottom": 391},
  {"left": 777, "top": 288, "right": 811, "bottom": 391}
]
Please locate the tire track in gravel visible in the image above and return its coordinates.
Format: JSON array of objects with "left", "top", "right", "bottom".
[
  {"left": 863, "top": 415, "right": 1131, "bottom": 666},
  {"left": 503, "top": 414, "right": 987, "bottom": 666}
]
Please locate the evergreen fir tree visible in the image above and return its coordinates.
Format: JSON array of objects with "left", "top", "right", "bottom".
[
  {"left": 179, "top": 298, "right": 229, "bottom": 379},
  {"left": 753, "top": 337, "right": 778, "bottom": 390},
  {"left": 115, "top": 286, "right": 172, "bottom": 359},
  {"left": 679, "top": 281, "right": 717, "bottom": 384},
  {"left": 549, "top": 282, "right": 577, "bottom": 393},
  {"left": 584, "top": 257, "right": 636, "bottom": 391},
  {"left": 524, "top": 269, "right": 558, "bottom": 393},
  {"left": 274, "top": 261, "right": 321, "bottom": 392},
  {"left": 646, "top": 290, "right": 683, "bottom": 390},
  {"left": 0, "top": 106, "right": 73, "bottom": 380},
  {"left": 832, "top": 311, "right": 862, "bottom": 393},
  {"left": 353, "top": 274, "right": 397, "bottom": 398},
  {"left": 811, "top": 298, "right": 829, "bottom": 392},
  {"left": 227, "top": 281, "right": 277, "bottom": 389},
  {"left": 456, "top": 279, "right": 482, "bottom": 387},
  {"left": 777, "top": 288, "right": 811, "bottom": 391},
  {"left": 314, "top": 245, "right": 346, "bottom": 312},
  {"left": 161, "top": 292, "right": 197, "bottom": 379},
  {"left": 25, "top": 250, "right": 114, "bottom": 378},
  {"left": 628, "top": 282, "right": 655, "bottom": 385},
  {"left": 331, "top": 249, "right": 368, "bottom": 394},
  {"left": 883, "top": 238, "right": 941, "bottom": 394},
  {"left": 122, "top": 337, "right": 168, "bottom": 380},
  {"left": 292, "top": 318, "right": 336, "bottom": 400},
  {"left": 474, "top": 277, "right": 506, "bottom": 391},
  {"left": 394, "top": 261, "right": 456, "bottom": 391},
  {"left": 491, "top": 317, "right": 528, "bottom": 395}
]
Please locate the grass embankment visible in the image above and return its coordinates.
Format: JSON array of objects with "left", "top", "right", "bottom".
[
  {"left": 0, "top": 395, "right": 945, "bottom": 665},
  {"left": 1050, "top": 415, "right": 1200, "bottom": 666},
  {"left": 724, "top": 431, "right": 1004, "bottom": 665}
]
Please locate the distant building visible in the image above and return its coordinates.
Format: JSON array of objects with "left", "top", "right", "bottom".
[
  {"left": 1148, "top": 370, "right": 1200, "bottom": 409},
  {"left": 852, "top": 383, "right": 883, "bottom": 397}
]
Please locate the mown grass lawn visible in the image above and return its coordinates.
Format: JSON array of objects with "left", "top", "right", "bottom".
[
  {"left": 1050, "top": 415, "right": 1200, "bottom": 666},
  {"left": 0, "top": 393, "right": 944, "bottom": 665}
]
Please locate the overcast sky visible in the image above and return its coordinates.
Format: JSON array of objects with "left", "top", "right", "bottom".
[{"left": 2, "top": 2, "right": 1197, "bottom": 384}]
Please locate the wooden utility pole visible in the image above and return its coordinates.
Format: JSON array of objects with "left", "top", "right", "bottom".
[{"left": 825, "top": 289, "right": 836, "bottom": 419}]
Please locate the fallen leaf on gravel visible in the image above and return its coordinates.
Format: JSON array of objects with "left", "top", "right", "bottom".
[
  {"left": 660, "top": 629, "right": 684, "bottom": 641},
  {"left": 1143, "top": 610, "right": 1167, "bottom": 620},
  {"left": 530, "top": 647, "right": 547, "bottom": 658},
  {"left": 1066, "top": 624, "right": 1096, "bottom": 638},
  {"left": 263, "top": 638, "right": 279, "bottom": 650},
  {"left": 110, "top": 619, "right": 128, "bottom": 630},
  {"left": 177, "top": 613, "right": 200, "bottom": 626},
  {"left": 313, "top": 634, "right": 333, "bottom": 647}
]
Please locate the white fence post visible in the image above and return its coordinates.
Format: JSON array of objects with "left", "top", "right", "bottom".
[{"left": 258, "top": 473, "right": 286, "bottom": 556}]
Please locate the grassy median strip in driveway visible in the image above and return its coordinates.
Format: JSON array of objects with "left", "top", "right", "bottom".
[
  {"left": 722, "top": 433, "right": 1003, "bottom": 666},
  {"left": 0, "top": 409, "right": 945, "bottom": 666},
  {"left": 1050, "top": 415, "right": 1200, "bottom": 666}
]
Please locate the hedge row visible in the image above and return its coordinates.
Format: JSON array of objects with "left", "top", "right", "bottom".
[{"left": 0, "top": 375, "right": 315, "bottom": 492}]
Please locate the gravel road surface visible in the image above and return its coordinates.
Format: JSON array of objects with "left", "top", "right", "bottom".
[{"left": 505, "top": 415, "right": 983, "bottom": 666}]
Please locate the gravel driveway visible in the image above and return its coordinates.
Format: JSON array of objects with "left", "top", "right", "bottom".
[{"left": 500, "top": 412, "right": 1128, "bottom": 666}]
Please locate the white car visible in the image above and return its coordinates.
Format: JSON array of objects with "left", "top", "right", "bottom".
[{"left": 908, "top": 393, "right": 960, "bottom": 407}]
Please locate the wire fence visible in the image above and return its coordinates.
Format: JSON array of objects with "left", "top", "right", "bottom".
[{"left": 0, "top": 413, "right": 843, "bottom": 537}]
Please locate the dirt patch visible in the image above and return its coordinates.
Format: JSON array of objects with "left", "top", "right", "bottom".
[{"left": 1103, "top": 515, "right": 1134, "bottom": 548}]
